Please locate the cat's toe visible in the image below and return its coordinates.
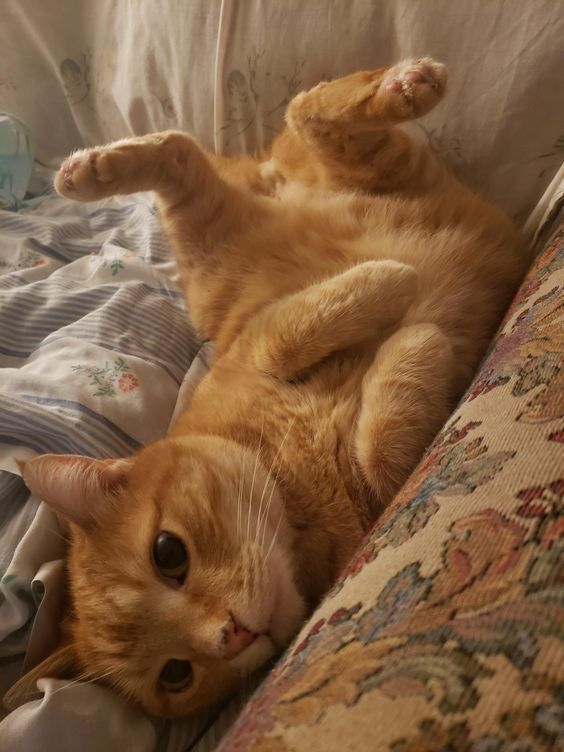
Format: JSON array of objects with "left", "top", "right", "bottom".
[
  {"left": 55, "top": 149, "right": 115, "bottom": 201},
  {"left": 380, "top": 58, "right": 447, "bottom": 119}
]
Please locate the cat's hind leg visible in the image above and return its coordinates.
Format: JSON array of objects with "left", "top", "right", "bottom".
[
  {"left": 278, "top": 59, "right": 447, "bottom": 192},
  {"left": 288, "top": 58, "right": 446, "bottom": 133},
  {"left": 355, "top": 323, "right": 453, "bottom": 515},
  {"left": 230, "top": 260, "right": 418, "bottom": 380}
]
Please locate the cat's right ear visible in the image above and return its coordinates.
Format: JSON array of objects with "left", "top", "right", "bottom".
[
  {"left": 17, "top": 454, "right": 133, "bottom": 530},
  {"left": 3, "top": 642, "right": 78, "bottom": 711}
]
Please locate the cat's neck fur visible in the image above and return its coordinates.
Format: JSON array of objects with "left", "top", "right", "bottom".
[{"left": 171, "top": 360, "right": 371, "bottom": 605}]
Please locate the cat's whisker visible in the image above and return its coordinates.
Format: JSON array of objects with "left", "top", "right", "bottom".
[
  {"left": 38, "top": 523, "right": 69, "bottom": 545},
  {"left": 259, "top": 417, "right": 296, "bottom": 549},
  {"left": 31, "top": 667, "right": 120, "bottom": 702},
  {"left": 255, "top": 465, "right": 273, "bottom": 549},
  {"left": 256, "top": 468, "right": 277, "bottom": 549},
  {"left": 237, "top": 451, "right": 246, "bottom": 541},
  {"left": 237, "top": 457, "right": 242, "bottom": 541},
  {"left": 260, "top": 474, "right": 279, "bottom": 551},
  {"left": 256, "top": 418, "right": 296, "bottom": 538},
  {"left": 247, "top": 418, "right": 265, "bottom": 541},
  {"left": 264, "top": 507, "right": 284, "bottom": 564}
]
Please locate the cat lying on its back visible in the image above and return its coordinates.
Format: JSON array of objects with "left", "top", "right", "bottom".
[{"left": 6, "top": 58, "right": 528, "bottom": 717}]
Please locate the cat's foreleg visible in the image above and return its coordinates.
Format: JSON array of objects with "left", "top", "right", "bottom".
[
  {"left": 355, "top": 323, "right": 453, "bottom": 514},
  {"left": 230, "top": 260, "right": 418, "bottom": 380},
  {"left": 54, "top": 132, "right": 251, "bottom": 245},
  {"left": 56, "top": 132, "right": 210, "bottom": 199}
]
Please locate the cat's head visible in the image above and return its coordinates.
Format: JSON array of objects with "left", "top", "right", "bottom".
[{"left": 6, "top": 437, "right": 304, "bottom": 717}]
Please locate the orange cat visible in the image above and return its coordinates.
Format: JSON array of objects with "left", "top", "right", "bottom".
[{"left": 6, "top": 59, "right": 528, "bottom": 718}]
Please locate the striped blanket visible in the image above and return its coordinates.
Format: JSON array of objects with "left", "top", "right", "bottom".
[
  {"left": 0, "top": 189, "right": 206, "bottom": 736},
  {"left": 0, "top": 192, "right": 199, "bottom": 525}
]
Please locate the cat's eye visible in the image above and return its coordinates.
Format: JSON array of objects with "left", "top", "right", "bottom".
[
  {"left": 159, "top": 659, "right": 193, "bottom": 693},
  {"left": 152, "top": 532, "right": 189, "bottom": 582}
]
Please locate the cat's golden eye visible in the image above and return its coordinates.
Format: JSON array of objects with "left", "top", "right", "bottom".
[
  {"left": 159, "top": 659, "right": 193, "bottom": 693},
  {"left": 152, "top": 532, "right": 189, "bottom": 582}
]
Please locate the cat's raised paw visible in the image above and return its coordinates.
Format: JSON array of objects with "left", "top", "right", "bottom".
[
  {"left": 379, "top": 58, "right": 447, "bottom": 120},
  {"left": 55, "top": 148, "right": 115, "bottom": 201},
  {"left": 54, "top": 135, "right": 168, "bottom": 201}
]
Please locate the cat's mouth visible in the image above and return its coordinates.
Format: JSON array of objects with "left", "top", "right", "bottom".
[{"left": 228, "top": 633, "right": 276, "bottom": 672}]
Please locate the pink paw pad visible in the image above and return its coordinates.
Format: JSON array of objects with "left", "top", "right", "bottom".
[
  {"left": 60, "top": 151, "right": 100, "bottom": 190},
  {"left": 383, "top": 59, "right": 445, "bottom": 101},
  {"left": 403, "top": 63, "right": 441, "bottom": 88},
  {"left": 61, "top": 160, "right": 79, "bottom": 190},
  {"left": 385, "top": 79, "right": 404, "bottom": 95}
]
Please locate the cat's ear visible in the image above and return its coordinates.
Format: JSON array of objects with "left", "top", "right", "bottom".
[
  {"left": 3, "top": 642, "right": 78, "bottom": 711},
  {"left": 17, "top": 454, "right": 133, "bottom": 529}
]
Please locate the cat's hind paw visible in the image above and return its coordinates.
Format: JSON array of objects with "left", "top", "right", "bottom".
[{"left": 378, "top": 58, "right": 447, "bottom": 120}]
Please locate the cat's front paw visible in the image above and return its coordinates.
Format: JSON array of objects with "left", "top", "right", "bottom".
[
  {"left": 55, "top": 148, "right": 116, "bottom": 201},
  {"left": 353, "top": 260, "right": 418, "bottom": 328},
  {"left": 379, "top": 58, "right": 447, "bottom": 120},
  {"left": 55, "top": 134, "right": 170, "bottom": 201}
]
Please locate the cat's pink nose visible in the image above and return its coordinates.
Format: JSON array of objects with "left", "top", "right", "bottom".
[{"left": 223, "top": 615, "right": 256, "bottom": 658}]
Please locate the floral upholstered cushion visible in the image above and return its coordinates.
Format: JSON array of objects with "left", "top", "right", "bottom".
[{"left": 218, "top": 214, "right": 564, "bottom": 751}]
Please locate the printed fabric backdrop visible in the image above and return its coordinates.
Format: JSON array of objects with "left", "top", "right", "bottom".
[{"left": 1, "top": 0, "right": 563, "bottom": 224}]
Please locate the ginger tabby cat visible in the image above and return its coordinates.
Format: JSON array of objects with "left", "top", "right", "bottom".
[{"left": 6, "top": 59, "right": 528, "bottom": 718}]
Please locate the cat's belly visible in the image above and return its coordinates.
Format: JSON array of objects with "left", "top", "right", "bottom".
[{"left": 205, "top": 186, "right": 524, "bottom": 386}]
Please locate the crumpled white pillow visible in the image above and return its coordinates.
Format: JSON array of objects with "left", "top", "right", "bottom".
[{"left": 0, "top": 677, "right": 157, "bottom": 752}]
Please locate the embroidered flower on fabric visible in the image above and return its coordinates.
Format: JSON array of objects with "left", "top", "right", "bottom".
[
  {"left": 93, "top": 249, "right": 136, "bottom": 276},
  {"left": 118, "top": 372, "right": 139, "bottom": 393},
  {"left": 1, "top": 248, "right": 47, "bottom": 271},
  {"left": 71, "top": 357, "right": 139, "bottom": 397},
  {"left": 109, "top": 258, "right": 125, "bottom": 276}
]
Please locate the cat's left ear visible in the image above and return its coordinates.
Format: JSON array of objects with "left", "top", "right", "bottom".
[{"left": 17, "top": 454, "right": 133, "bottom": 530}]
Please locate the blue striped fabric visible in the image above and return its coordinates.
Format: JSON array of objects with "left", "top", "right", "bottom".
[
  {"left": 0, "top": 191, "right": 206, "bottom": 667},
  {"left": 0, "top": 395, "right": 142, "bottom": 456},
  {"left": 0, "top": 193, "right": 201, "bottom": 539},
  {"left": 1, "top": 280, "right": 195, "bottom": 380}
]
